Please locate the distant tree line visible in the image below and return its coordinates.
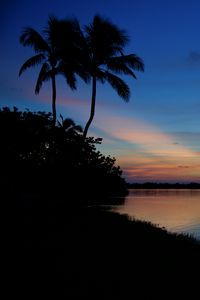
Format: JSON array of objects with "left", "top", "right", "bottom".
[{"left": 127, "top": 182, "right": 200, "bottom": 189}]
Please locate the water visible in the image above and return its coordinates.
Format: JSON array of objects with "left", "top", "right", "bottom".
[{"left": 114, "top": 189, "right": 200, "bottom": 240}]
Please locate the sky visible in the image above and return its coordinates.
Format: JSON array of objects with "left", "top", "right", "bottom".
[{"left": 1, "top": 0, "right": 200, "bottom": 183}]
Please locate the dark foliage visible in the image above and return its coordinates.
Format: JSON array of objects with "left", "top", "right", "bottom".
[{"left": 0, "top": 107, "right": 127, "bottom": 206}]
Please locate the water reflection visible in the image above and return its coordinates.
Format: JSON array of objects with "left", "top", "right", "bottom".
[{"left": 114, "top": 189, "right": 200, "bottom": 240}]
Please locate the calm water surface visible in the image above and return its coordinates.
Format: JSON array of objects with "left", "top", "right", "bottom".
[{"left": 114, "top": 189, "right": 200, "bottom": 240}]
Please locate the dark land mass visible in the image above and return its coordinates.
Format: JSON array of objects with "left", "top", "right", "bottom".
[
  {"left": 128, "top": 182, "right": 200, "bottom": 189},
  {"left": 7, "top": 203, "right": 200, "bottom": 299},
  {"left": 2, "top": 108, "right": 200, "bottom": 299}
]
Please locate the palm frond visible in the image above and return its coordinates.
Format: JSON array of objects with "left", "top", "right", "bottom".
[
  {"left": 57, "top": 62, "right": 77, "bottom": 90},
  {"left": 96, "top": 69, "right": 106, "bottom": 83},
  {"left": 121, "top": 54, "right": 144, "bottom": 72},
  {"left": 85, "top": 14, "right": 129, "bottom": 61},
  {"left": 64, "top": 71, "right": 77, "bottom": 90},
  {"left": 106, "top": 54, "right": 144, "bottom": 75},
  {"left": 62, "top": 69, "right": 77, "bottom": 90},
  {"left": 46, "top": 16, "right": 83, "bottom": 55},
  {"left": 74, "top": 63, "right": 91, "bottom": 83},
  {"left": 44, "top": 15, "right": 61, "bottom": 50},
  {"left": 20, "top": 27, "right": 49, "bottom": 53},
  {"left": 104, "top": 71, "right": 130, "bottom": 101},
  {"left": 35, "top": 63, "right": 50, "bottom": 94},
  {"left": 19, "top": 54, "right": 45, "bottom": 76},
  {"left": 61, "top": 53, "right": 90, "bottom": 84},
  {"left": 105, "top": 58, "right": 136, "bottom": 78},
  {"left": 89, "top": 14, "right": 129, "bottom": 47}
]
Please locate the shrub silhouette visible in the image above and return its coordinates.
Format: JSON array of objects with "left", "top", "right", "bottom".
[{"left": 0, "top": 107, "right": 127, "bottom": 206}]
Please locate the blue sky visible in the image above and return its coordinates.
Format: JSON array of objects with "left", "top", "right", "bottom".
[{"left": 1, "top": 0, "right": 200, "bottom": 182}]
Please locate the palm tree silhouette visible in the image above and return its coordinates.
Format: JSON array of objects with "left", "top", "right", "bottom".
[
  {"left": 58, "top": 115, "right": 83, "bottom": 135},
  {"left": 19, "top": 16, "right": 87, "bottom": 126},
  {"left": 82, "top": 15, "right": 144, "bottom": 139}
]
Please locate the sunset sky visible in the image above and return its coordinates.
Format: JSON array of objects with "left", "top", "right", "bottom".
[{"left": 1, "top": 0, "right": 200, "bottom": 183}]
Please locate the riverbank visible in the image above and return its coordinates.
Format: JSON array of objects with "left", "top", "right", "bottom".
[{"left": 8, "top": 205, "right": 200, "bottom": 299}]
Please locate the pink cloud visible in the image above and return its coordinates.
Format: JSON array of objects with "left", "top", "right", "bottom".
[{"left": 92, "top": 109, "right": 200, "bottom": 182}]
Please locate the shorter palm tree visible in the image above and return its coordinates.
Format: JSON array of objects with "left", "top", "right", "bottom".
[
  {"left": 19, "top": 16, "right": 87, "bottom": 126},
  {"left": 82, "top": 15, "right": 144, "bottom": 139}
]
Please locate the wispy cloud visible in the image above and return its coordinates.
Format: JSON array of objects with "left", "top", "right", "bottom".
[
  {"left": 178, "top": 165, "right": 190, "bottom": 168},
  {"left": 92, "top": 110, "right": 200, "bottom": 182}
]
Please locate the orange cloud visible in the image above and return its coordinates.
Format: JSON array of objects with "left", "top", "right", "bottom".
[{"left": 93, "top": 112, "right": 200, "bottom": 182}]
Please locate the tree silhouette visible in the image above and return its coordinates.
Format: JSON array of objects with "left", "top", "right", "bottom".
[
  {"left": 19, "top": 16, "right": 87, "bottom": 126},
  {"left": 58, "top": 115, "right": 83, "bottom": 135},
  {"left": 82, "top": 15, "right": 144, "bottom": 139},
  {"left": 0, "top": 106, "right": 127, "bottom": 203}
]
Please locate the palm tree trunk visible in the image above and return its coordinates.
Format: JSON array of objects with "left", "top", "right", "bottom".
[
  {"left": 83, "top": 76, "right": 96, "bottom": 139},
  {"left": 52, "top": 74, "right": 56, "bottom": 126}
]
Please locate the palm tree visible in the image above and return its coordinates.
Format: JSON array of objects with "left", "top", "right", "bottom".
[
  {"left": 19, "top": 16, "right": 87, "bottom": 126},
  {"left": 58, "top": 115, "right": 83, "bottom": 136},
  {"left": 82, "top": 15, "right": 144, "bottom": 139}
]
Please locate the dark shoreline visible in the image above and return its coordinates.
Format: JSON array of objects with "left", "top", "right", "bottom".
[{"left": 7, "top": 203, "right": 200, "bottom": 299}]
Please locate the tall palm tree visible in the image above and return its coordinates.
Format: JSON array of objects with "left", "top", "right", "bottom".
[
  {"left": 82, "top": 15, "right": 144, "bottom": 139},
  {"left": 19, "top": 16, "right": 87, "bottom": 126}
]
